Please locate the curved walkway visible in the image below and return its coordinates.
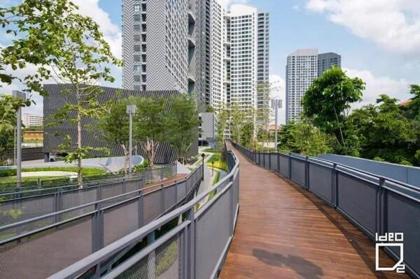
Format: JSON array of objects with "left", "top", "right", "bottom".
[{"left": 221, "top": 146, "right": 408, "bottom": 278}]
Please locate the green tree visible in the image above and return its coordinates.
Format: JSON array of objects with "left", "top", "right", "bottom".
[
  {"left": 100, "top": 96, "right": 132, "bottom": 173},
  {"left": 230, "top": 104, "right": 245, "bottom": 143},
  {"left": 216, "top": 106, "right": 229, "bottom": 149},
  {"left": 134, "top": 97, "right": 168, "bottom": 167},
  {"left": 166, "top": 94, "right": 200, "bottom": 164},
  {"left": 278, "top": 120, "right": 331, "bottom": 156},
  {"left": 303, "top": 67, "right": 365, "bottom": 154},
  {"left": 2, "top": 0, "right": 120, "bottom": 186},
  {"left": 240, "top": 121, "right": 254, "bottom": 148},
  {"left": 0, "top": 96, "right": 30, "bottom": 163},
  {"left": 348, "top": 95, "right": 417, "bottom": 164}
]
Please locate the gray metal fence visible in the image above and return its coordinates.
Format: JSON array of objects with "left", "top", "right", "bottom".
[
  {"left": 0, "top": 163, "right": 177, "bottom": 200},
  {"left": 47, "top": 151, "right": 239, "bottom": 279},
  {"left": 0, "top": 165, "right": 203, "bottom": 279},
  {"left": 0, "top": 164, "right": 177, "bottom": 226},
  {"left": 232, "top": 142, "right": 420, "bottom": 279}
]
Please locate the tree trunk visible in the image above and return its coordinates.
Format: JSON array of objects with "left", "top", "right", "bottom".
[
  {"left": 77, "top": 108, "right": 83, "bottom": 188},
  {"left": 121, "top": 144, "right": 129, "bottom": 174}
]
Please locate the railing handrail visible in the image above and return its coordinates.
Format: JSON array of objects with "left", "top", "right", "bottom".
[
  {"left": 0, "top": 165, "right": 200, "bottom": 245},
  {"left": 246, "top": 145, "right": 420, "bottom": 194},
  {"left": 49, "top": 151, "right": 240, "bottom": 279}
]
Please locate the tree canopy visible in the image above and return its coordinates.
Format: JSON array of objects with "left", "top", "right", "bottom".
[{"left": 303, "top": 67, "right": 365, "bottom": 153}]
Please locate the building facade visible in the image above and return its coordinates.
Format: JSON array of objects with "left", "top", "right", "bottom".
[
  {"left": 23, "top": 114, "right": 43, "bottom": 127},
  {"left": 286, "top": 49, "right": 341, "bottom": 123},
  {"left": 318, "top": 52, "right": 341, "bottom": 76},
  {"left": 122, "top": 1, "right": 269, "bottom": 114},
  {"left": 122, "top": 0, "right": 197, "bottom": 95},
  {"left": 225, "top": 5, "right": 269, "bottom": 112}
]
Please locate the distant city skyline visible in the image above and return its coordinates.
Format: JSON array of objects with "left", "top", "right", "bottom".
[{"left": 1, "top": 0, "right": 419, "bottom": 118}]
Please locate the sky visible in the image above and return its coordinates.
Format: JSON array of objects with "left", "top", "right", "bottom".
[{"left": 1, "top": 0, "right": 420, "bottom": 120}]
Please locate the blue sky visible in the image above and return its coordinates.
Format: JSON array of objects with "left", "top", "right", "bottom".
[{"left": 2, "top": 0, "right": 420, "bottom": 117}]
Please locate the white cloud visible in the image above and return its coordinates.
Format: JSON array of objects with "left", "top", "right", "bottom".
[
  {"left": 73, "top": 0, "right": 122, "bottom": 59},
  {"left": 306, "top": 0, "right": 420, "bottom": 55},
  {"left": 344, "top": 68, "right": 411, "bottom": 107},
  {"left": 218, "top": 0, "right": 249, "bottom": 9}
]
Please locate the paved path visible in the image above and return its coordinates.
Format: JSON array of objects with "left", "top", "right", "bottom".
[{"left": 221, "top": 146, "right": 408, "bottom": 279}]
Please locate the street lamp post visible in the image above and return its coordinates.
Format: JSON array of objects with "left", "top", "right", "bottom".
[
  {"left": 271, "top": 98, "right": 282, "bottom": 150},
  {"left": 126, "top": 104, "right": 137, "bottom": 175},
  {"left": 201, "top": 153, "right": 205, "bottom": 181},
  {"left": 13, "top": 91, "right": 26, "bottom": 188}
]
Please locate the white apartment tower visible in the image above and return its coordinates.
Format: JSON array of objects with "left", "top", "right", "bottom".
[
  {"left": 224, "top": 5, "right": 269, "bottom": 111},
  {"left": 286, "top": 49, "right": 341, "bottom": 123},
  {"left": 286, "top": 49, "right": 318, "bottom": 123}
]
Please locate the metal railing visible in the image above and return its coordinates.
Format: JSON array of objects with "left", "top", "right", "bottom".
[
  {"left": 0, "top": 163, "right": 177, "bottom": 199},
  {"left": 233, "top": 142, "right": 420, "bottom": 279},
  {"left": 0, "top": 164, "right": 178, "bottom": 226},
  {"left": 48, "top": 151, "right": 239, "bottom": 279},
  {"left": 0, "top": 164, "right": 203, "bottom": 279}
]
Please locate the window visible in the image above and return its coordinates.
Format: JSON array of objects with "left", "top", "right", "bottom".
[
  {"left": 134, "top": 5, "right": 140, "bottom": 12},
  {"left": 134, "top": 35, "right": 141, "bottom": 42},
  {"left": 134, "top": 75, "right": 141, "bottom": 82}
]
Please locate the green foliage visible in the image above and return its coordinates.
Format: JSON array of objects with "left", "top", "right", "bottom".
[
  {"left": 1, "top": 0, "right": 120, "bottom": 94},
  {"left": 240, "top": 121, "right": 254, "bottom": 148},
  {"left": 303, "top": 67, "right": 365, "bottom": 152},
  {"left": 207, "top": 153, "right": 228, "bottom": 171},
  {"left": 278, "top": 120, "right": 331, "bottom": 156},
  {"left": 166, "top": 94, "right": 200, "bottom": 164},
  {"left": 347, "top": 95, "right": 417, "bottom": 165},
  {"left": 1, "top": 0, "right": 121, "bottom": 186},
  {"left": 132, "top": 159, "right": 150, "bottom": 173},
  {"left": 215, "top": 107, "right": 229, "bottom": 149},
  {"left": 0, "top": 96, "right": 31, "bottom": 163},
  {"left": 101, "top": 94, "right": 198, "bottom": 166}
]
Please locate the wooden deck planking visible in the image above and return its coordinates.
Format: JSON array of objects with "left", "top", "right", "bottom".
[{"left": 220, "top": 145, "right": 408, "bottom": 279}]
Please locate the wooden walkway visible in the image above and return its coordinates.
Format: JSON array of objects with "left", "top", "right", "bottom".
[{"left": 221, "top": 146, "right": 408, "bottom": 279}]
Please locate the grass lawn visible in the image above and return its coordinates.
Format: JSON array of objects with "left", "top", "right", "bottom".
[
  {"left": 207, "top": 153, "right": 228, "bottom": 172},
  {"left": 0, "top": 167, "right": 107, "bottom": 190}
]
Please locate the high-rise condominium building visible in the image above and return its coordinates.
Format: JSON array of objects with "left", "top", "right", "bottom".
[
  {"left": 225, "top": 5, "right": 269, "bottom": 111},
  {"left": 318, "top": 52, "right": 341, "bottom": 76},
  {"left": 286, "top": 49, "right": 341, "bottom": 122},
  {"left": 122, "top": 1, "right": 269, "bottom": 113},
  {"left": 122, "top": 0, "right": 198, "bottom": 94}
]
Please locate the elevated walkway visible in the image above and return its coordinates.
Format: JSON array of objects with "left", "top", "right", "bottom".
[{"left": 221, "top": 144, "right": 409, "bottom": 278}]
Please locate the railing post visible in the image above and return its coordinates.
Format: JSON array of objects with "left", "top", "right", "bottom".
[
  {"left": 305, "top": 156, "right": 310, "bottom": 190},
  {"left": 161, "top": 184, "right": 165, "bottom": 212},
  {"left": 92, "top": 205, "right": 104, "bottom": 252},
  {"left": 122, "top": 178, "right": 126, "bottom": 193},
  {"left": 376, "top": 177, "right": 386, "bottom": 235},
  {"left": 147, "top": 231, "right": 156, "bottom": 279},
  {"left": 187, "top": 208, "right": 196, "bottom": 279},
  {"left": 138, "top": 192, "right": 144, "bottom": 228},
  {"left": 332, "top": 164, "right": 338, "bottom": 207},
  {"left": 53, "top": 191, "right": 63, "bottom": 223},
  {"left": 97, "top": 184, "right": 103, "bottom": 201}
]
